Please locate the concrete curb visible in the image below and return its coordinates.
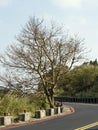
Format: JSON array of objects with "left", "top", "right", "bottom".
[{"left": 0, "top": 106, "right": 75, "bottom": 130}]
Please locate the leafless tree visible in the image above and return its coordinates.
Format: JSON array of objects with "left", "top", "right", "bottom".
[{"left": 0, "top": 17, "right": 85, "bottom": 108}]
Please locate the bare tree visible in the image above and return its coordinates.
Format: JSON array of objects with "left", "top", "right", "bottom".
[{"left": 0, "top": 17, "right": 85, "bottom": 108}]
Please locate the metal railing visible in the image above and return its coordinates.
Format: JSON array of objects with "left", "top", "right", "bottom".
[{"left": 54, "top": 96, "right": 98, "bottom": 104}]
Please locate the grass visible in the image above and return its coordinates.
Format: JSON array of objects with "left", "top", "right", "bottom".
[{"left": 0, "top": 91, "right": 47, "bottom": 117}]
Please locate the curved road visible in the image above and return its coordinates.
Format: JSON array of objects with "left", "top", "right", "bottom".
[{"left": 3, "top": 103, "right": 98, "bottom": 130}]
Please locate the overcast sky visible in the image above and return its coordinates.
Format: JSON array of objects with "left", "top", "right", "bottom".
[{"left": 0, "top": 0, "right": 98, "bottom": 60}]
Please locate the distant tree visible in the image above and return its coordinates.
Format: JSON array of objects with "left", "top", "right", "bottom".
[
  {"left": 0, "top": 17, "right": 86, "bottom": 108},
  {"left": 89, "top": 59, "right": 98, "bottom": 66},
  {"left": 83, "top": 59, "right": 98, "bottom": 66},
  {"left": 59, "top": 64, "right": 98, "bottom": 96}
]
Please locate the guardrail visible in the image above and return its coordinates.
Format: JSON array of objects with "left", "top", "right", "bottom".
[{"left": 54, "top": 97, "right": 98, "bottom": 104}]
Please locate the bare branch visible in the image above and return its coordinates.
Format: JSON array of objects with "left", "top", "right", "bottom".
[{"left": 0, "top": 16, "right": 86, "bottom": 108}]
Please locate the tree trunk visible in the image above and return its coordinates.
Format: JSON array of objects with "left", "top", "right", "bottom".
[
  {"left": 44, "top": 87, "right": 55, "bottom": 108},
  {"left": 46, "top": 94, "right": 54, "bottom": 108}
]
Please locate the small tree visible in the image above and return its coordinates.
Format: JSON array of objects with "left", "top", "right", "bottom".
[{"left": 0, "top": 17, "right": 85, "bottom": 108}]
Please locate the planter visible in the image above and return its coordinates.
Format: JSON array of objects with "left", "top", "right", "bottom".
[
  {"left": 19, "top": 112, "right": 31, "bottom": 121},
  {"left": 54, "top": 107, "right": 61, "bottom": 114},
  {"left": 35, "top": 110, "right": 46, "bottom": 118},
  {"left": 0, "top": 116, "right": 12, "bottom": 126},
  {"left": 46, "top": 108, "right": 54, "bottom": 116}
]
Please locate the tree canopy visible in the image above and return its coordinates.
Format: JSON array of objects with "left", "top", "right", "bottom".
[{"left": 0, "top": 17, "right": 86, "bottom": 107}]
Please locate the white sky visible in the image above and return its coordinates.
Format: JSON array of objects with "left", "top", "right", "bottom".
[{"left": 0, "top": 0, "right": 98, "bottom": 60}]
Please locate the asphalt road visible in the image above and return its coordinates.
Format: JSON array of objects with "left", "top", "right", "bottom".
[{"left": 4, "top": 103, "right": 98, "bottom": 130}]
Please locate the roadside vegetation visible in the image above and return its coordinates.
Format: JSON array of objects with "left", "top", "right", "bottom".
[
  {"left": 0, "top": 59, "right": 98, "bottom": 116},
  {"left": 0, "top": 90, "right": 49, "bottom": 117}
]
